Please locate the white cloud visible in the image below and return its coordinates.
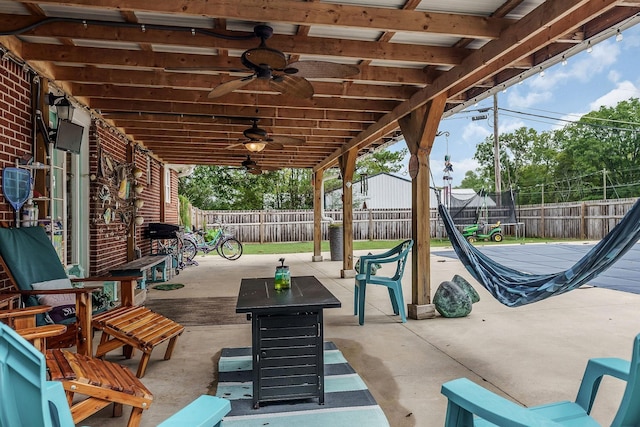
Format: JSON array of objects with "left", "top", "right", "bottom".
[
  {"left": 461, "top": 121, "right": 491, "bottom": 142},
  {"left": 589, "top": 80, "right": 640, "bottom": 110},
  {"left": 608, "top": 69, "right": 621, "bottom": 83},
  {"left": 430, "top": 157, "right": 479, "bottom": 187},
  {"left": 506, "top": 89, "right": 553, "bottom": 109}
]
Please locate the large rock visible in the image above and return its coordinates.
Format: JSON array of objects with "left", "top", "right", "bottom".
[
  {"left": 434, "top": 276, "right": 480, "bottom": 318},
  {"left": 451, "top": 274, "right": 480, "bottom": 303}
]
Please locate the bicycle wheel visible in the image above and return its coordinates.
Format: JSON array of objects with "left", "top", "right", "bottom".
[
  {"left": 182, "top": 238, "right": 198, "bottom": 263},
  {"left": 217, "top": 237, "right": 243, "bottom": 260}
]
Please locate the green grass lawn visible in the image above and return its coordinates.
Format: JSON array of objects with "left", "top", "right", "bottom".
[{"left": 241, "top": 236, "right": 580, "bottom": 255}]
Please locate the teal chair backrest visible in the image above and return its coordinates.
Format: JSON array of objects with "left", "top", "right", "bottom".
[
  {"left": 0, "top": 226, "right": 68, "bottom": 290},
  {"left": 0, "top": 323, "right": 74, "bottom": 427},
  {"left": 612, "top": 333, "right": 640, "bottom": 426},
  {"left": 393, "top": 239, "right": 413, "bottom": 281}
]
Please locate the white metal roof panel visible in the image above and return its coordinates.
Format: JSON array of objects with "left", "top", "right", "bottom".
[
  {"left": 133, "top": 12, "right": 216, "bottom": 29},
  {"left": 308, "top": 25, "right": 382, "bottom": 42},
  {"left": 390, "top": 32, "right": 461, "bottom": 46},
  {"left": 73, "top": 39, "right": 141, "bottom": 50},
  {"left": 0, "top": 0, "right": 29, "bottom": 14},
  {"left": 37, "top": 3, "right": 124, "bottom": 21}
]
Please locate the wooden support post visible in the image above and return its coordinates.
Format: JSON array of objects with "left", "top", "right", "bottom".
[
  {"left": 259, "top": 211, "right": 265, "bottom": 244},
  {"left": 312, "top": 170, "right": 324, "bottom": 262},
  {"left": 399, "top": 94, "right": 447, "bottom": 320},
  {"left": 339, "top": 149, "right": 357, "bottom": 278}
]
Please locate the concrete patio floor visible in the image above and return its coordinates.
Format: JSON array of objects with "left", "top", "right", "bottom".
[{"left": 84, "top": 245, "right": 640, "bottom": 426}]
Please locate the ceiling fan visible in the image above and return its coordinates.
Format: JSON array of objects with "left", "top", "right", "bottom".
[
  {"left": 206, "top": 25, "right": 360, "bottom": 99},
  {"left": 234, "top": 155, "right": 279, "bottom": 175},
  {"left": 225, "top": 118, "right": 305, "bottom": 152}
]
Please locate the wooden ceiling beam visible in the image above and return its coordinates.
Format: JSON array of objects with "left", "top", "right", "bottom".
[
  {"left": 18, "top": 0, "right": 512, "bottom": 38},
  {"left": 69, "top": 84, "right": 400, "bottom": 112},
  {"left": 101, "top": 114, "right": 371, "bottom": 130},
  {"left": 90, "top": 99, "right": 381, "bottom": 122},
  {"left": 50, "top": 65, "right": 420, "bottom": 100},
  {"left": 9, "top": 17, "right": 472, "bottom": 66}
]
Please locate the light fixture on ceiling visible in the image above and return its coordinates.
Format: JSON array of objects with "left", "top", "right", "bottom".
[
  {"left": 561, "top": 56, "right": 568, "bottom": 66},
  {"left": 586, "top": 41, "right": 593, "bottom": 53},
  {"left": 616, "top": 29, "right": 623, "bottom": 42},
  {"left": 539, "top": 68, "right": 545, "bottom": 78},
  {"left": 243, "top": 141, "right": 267, "bottom": 152},
  {"left": 47, "top": 93, "right": 75, "bottom": 122}
]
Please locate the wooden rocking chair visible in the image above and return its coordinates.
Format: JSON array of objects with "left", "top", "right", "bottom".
[{"left": 0, "top": 225, "right": 184, "bottom": 377}]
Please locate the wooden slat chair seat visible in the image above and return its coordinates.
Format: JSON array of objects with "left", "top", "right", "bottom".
[
  {"left": 93, "top": 306, "right": 185, "bottom": 378},
  {"left": 0, "top": 225, "right": 185, "bottom": 378},
  {"left": 47, "top": 349, "right": 154, "bottom": 426}
]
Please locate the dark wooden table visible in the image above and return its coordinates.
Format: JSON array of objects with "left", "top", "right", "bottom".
[{"left": 236, "top": 275, "right": 341, "bottom": 409}]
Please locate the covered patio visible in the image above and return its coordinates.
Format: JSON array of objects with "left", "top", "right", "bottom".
[
  {"left": 2, "top": 0, "right": 640, "bottom": 317},
  {"left": 85, "top": 249, "right": 640, "bottom": 426}
]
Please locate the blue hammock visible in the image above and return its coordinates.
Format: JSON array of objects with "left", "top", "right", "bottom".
[{"left": 438, "top": 198, "right": 640, "bottom": 307}]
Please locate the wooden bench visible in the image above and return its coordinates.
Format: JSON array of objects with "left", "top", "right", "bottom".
[{"left": 110, "top": 255, "right": 171, "bottom": 289}]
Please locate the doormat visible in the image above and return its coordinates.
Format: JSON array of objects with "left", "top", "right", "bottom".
[
  {"left": 144, "top": 297, "right": 246, "bottom": 326},
  {"left": 152, "top": 283, "right": 184, "bottom": 291},
  {"left": 216, "top": 342, "right": 389, "bottom": 426}
]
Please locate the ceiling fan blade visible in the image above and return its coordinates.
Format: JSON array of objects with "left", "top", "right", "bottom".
[
  {"left": 248, "top": 168, "right": 263, "bottom": 175},
  {"left": 209, "top": 75, "right": 256, "bottom": 98},
  {"left": 287, "top": 61, "right": 360, "bottom": 79},
  {"left": 165, "top": 66, "right": 248, "bottom": 73},
  {"left": 269, "top": 135, "right": 305, "bottom": 145},
  {"left": 265, "top": 142, "right": 284, "bottom": 150},
  {"left": 225, "top": 142, "right": 244, "bottom": 150},
  {"left": 269, "top": 75, "right": 314, "bottom": 99}
]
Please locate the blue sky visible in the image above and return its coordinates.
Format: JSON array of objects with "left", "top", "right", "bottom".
[{"left": 390, "top": 24, "right": 640, "bottom": 187}]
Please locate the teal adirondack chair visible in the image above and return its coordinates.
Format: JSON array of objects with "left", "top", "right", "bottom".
[
  {"left": 354, "top": 239, "right": 413, "bottom": 325},
  {"left": 441, "top": 332, "right": 640, "bottom": 426},
  {"left": 0, "top": 322, "right": 230, "bottom": 427}
]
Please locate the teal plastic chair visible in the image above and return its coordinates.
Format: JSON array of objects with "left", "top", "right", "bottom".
[
  {"left": 0, "top": 323, "right": 231, "bottom": 427},
  {"left": 354, "top": 239, "right": 413, "bottom": 325},
  {"left": 441, "top": 332, "right": 640, "bottom": 426}
]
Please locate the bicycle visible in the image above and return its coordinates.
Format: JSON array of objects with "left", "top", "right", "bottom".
[
  {"left": 186, "top": 223, "right": 243, "bottom": 260},
  {"left": 155, "top": 232, "right": 199, "bottom": 269}
]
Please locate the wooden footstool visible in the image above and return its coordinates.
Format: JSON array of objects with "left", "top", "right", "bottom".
[{"left": 92, "top": 305, "right": 185, "bottom": 377}]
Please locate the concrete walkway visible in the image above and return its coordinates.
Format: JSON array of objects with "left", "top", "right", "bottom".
[{"left": 84, "top": 246, "right": 640, "bottom": 426}]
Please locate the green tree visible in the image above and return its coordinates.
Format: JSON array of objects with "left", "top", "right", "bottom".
[
  {"left": 324, "top": 147, "right": 407, "bottom": 193},
  {"left": 554, "top": 98, "right": 640, "bottom": 200}
]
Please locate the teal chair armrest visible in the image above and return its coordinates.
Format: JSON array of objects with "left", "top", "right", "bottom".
[
  {"left": 574, "top": 357, "right": 630, "bottom": 413},
  {"left": 157, "top": 395, "right": 231, "bottom": 427},
  {"left": 441, "top": 378, "right": 563, "bottom": 427}
]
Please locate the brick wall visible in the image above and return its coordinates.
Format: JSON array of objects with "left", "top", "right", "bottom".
[
  {"left": 1, "top": 59, "right": 178, "bottom": 282},
  {"left": 0, "top": 60, "right": 33, "bottom": 291}
]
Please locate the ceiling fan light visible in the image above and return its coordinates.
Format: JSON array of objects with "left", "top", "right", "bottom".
[{"left": 244, "top": 141, "right": 267, "bottom": 152}]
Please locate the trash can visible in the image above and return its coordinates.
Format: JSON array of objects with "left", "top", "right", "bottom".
[{"left": 329, "top": 223, "right": 343, "bottom": 261}]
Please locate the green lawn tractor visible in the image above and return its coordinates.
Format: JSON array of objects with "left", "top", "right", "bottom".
[{"left": 462, "top": 221, "right": 503, "bottom": 243}]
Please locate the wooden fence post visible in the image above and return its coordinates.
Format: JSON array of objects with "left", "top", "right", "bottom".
[
  {"left": 580, "top": 202, "right": 586, "bottom": 240},
  {"left": 259, "top": 211, "right": 265, "bottom": 244},
  {"left": 368, "top": 210, "right": 373, "bottom": 241}
]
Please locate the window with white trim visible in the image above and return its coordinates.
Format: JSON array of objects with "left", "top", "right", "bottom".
[{"left": 164, "top": 168, "right": 171, "bottom": 204}]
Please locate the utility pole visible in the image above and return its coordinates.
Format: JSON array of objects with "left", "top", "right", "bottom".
[{"left": 493, "top": 94, "right": 501, "bottom": 194}]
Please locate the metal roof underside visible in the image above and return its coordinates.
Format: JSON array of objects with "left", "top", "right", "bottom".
[{"left": 1, "top": 0, "right": 639, "bottom": 172}]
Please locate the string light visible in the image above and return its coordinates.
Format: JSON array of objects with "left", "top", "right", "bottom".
[
  {"left": 616, "top": 29, "right": 623, "bottom": 42},
  {"left": 561, "top": 56, "right": 567, "bottom": 66},
  {"left": 539, "top": 67, "right": 545, "bottom": 77},
  {"left": 587, "top": 41, "right": 593, "bottom": 53}
]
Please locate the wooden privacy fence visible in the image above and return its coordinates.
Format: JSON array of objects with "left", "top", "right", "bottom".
[
  {"left": 186, "top": 197, "right": 638, "bottom": 243},
  {"left": 194, "top": 209, "right": 428, "bottom": 243},
  {"left": 515, "top": 198, "right": 638, "bottom": 240}
]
